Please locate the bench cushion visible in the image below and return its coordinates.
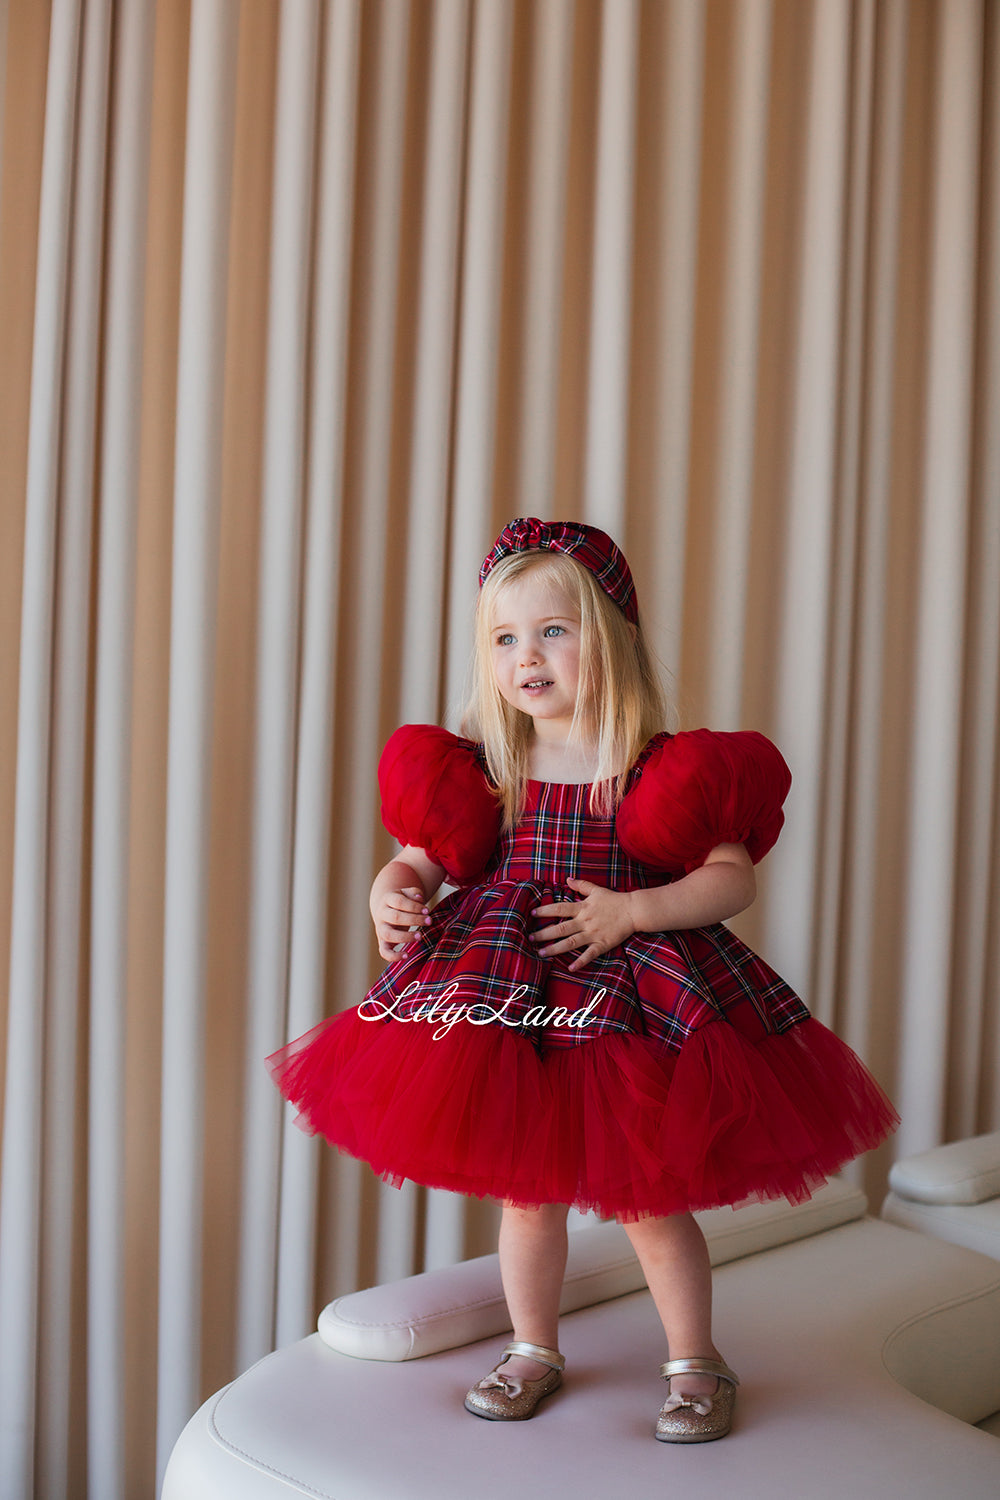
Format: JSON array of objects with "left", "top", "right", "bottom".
[
  {"left": 882, "top": 1132, "right": 1000, "bottom": 1262},
  {"left": 888, "top": 1131, "right": 1000, "bottom": 1206},
  {"left": 164, "top": 1214, "right": 1000, "bottom": 1500}
]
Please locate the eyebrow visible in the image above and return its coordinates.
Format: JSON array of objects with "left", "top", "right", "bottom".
[{"left": 491, "top": 615, "right": 576, "bottom": 631}]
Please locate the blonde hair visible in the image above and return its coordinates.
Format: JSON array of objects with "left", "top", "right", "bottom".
[{"left": 461, "top": 550, "right": 668, "bottom": 829}]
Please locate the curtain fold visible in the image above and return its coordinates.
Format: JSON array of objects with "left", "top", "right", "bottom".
[
  {"left": 583, "top": 0, "right": 637, "bottom": 531},
  {"left": 240, "top": 0, "right": 320, "bottom": 1370},
  {"left": 0, "top": 4, "right": 84, "bottom": 1495},
  {"left": 514, "top": 0, "right": 572, "bottom": 523},
  {"left": 896, "top": 0, "right": 984, "bottom": 1154},
  {"left": 87, "top": 4, "right": 155, "bottom": 1495},
  {"left": 155, "top": 0, "right": 239, "bottom": 1484},
  {"left": 955, "top": 0, "right": 1000, "bottom": 1138},
  {"left": 1, "top": 2, "right": 998, "bottom": 1494}
]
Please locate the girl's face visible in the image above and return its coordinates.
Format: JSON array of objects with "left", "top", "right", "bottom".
[{"left": 489, "top": 571, "right": 582, "bottom": 736}]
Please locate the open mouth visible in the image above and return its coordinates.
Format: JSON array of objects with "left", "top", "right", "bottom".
[{"left": 521, "top": 679, "right": 553, "bottom": 691}]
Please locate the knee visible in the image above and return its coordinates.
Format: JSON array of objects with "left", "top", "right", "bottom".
[
  {"left": 620, "top": 1210, "right": 699, "bottom": 1247},
  {"left": 501, "top": 1201, "right": 570, "bottom": 1231}
]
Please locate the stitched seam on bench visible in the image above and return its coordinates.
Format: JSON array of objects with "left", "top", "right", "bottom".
[
  {"left": 901, "top": 1165, "right": 999, "bottom": 1188},
  {"left": 888, "top": 1198, "right": 992, "bottom": 1225},
  {"left": 880, "top": 1272, "right": 1000, "bottom": 1372},
  {"left": 211, "top": 1390, "right": 337, "bottom": 1499}
]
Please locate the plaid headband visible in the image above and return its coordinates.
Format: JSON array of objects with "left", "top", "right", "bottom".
[{"left": 478, "top": 517, "right": 639, "bottom": 624}]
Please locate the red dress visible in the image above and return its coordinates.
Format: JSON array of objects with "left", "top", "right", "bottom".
[{"left": 267, "top": 725, "right": 898, "bottom": 1221}]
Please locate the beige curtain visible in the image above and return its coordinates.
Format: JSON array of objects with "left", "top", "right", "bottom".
[{"left": 0, "top": 1, "right": 997, "bottom": 1495}]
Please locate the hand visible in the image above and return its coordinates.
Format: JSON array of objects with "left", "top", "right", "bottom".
[
  {"left": 530, "top": 877, "right": 636, "bottom": 971},
  {"left": 371, "top": 886, "right": 430, "bottom": 961}
]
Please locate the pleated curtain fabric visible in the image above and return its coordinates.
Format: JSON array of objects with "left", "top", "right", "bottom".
[{"left": 0, "top": 1, "right": 997, "bottom": 1495}]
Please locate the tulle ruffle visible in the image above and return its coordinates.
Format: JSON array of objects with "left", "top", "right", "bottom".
[{"left": 267, "top": 1011, "right": 898, "bottom": 1222}]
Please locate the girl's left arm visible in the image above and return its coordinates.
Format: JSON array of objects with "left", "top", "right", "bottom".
[{"left": 531, "top": 843, "right": 755, "bottom": 972}]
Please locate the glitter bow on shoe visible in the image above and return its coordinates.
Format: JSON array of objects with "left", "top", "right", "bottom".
[
  {"left": 655, "top": 1357, "right": 740, "bottom": 1444},
  {"left": 464, "top": 1341, "right": 565, "bottom": 1422}
]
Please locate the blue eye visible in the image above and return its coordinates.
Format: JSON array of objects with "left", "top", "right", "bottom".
[
  {"left": 495, "top": 633, "right": 515, "bottom": 647},
  {"left": 544, "top": 625, "right": 565, "bottom": 637}
]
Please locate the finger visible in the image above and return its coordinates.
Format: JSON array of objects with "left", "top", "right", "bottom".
[
  {"left": 564, "top": 877, "right": 596, "bottom": 894},
  {"left": 531, "top": 901, "right": 575, "bottom": 919},
  {"left": 385, "top": 905, "right": 430, "bottom": 929},
  {"left": 388, "top": 893, "right": 428, "bottom": 914},
  {"left": 567, "top": 947, "right": 598, "bottom": 971},
  {"left": 381, "top": 931, "right": 417, "bottom": 957},
  {"left": 530, "top": 923, "right": 565, "bottom": 944},
  {"left": 532, "top": 916, "right": 582, "bottom": 944},
  {"left": 537, "top": 926, "right": 594, "bottom": 957},
  {"left": 382, "top": 912, "right": 420, "bottom": 933},
  {"left": 379, "top": 912, "right": 419, "bottom": 936}
]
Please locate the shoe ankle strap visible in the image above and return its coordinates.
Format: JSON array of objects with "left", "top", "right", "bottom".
[
  {"left": 501, "top": 1341, "right": 566, "bottom": 1372},
  {"left": 660, "top": 1357, "right": 739, "bottom": 1387}
]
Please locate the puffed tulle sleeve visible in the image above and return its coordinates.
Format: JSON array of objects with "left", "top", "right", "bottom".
[
  {"left": 616, "top": 729, "right": 792, "bottom": 874},
  {"left": 377, "top": 724, "right": 501, "bottom": 883}
]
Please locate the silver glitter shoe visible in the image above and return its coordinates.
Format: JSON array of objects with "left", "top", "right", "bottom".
[
  {"left": 655, "top": 1357, "right": 739, "bottom": 1443},
  {"left": 464, "top": 1340, "right": 565, "bottom": 1421}
]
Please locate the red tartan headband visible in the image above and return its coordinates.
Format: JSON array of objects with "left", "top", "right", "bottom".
[{"left": 478, "top": 517, "right": 639, "bottom": 624}]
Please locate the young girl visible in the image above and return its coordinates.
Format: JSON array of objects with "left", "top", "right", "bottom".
[{"left": 268, "top": 517, "right": 898, "bottom": 1443}]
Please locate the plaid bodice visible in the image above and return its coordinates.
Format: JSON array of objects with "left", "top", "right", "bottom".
[
  {"left": 483, "top": 777, "right": 667, "bottom": 892},
  {"left": 361, "top": 766, "right": 810, "bottom": 1055}
]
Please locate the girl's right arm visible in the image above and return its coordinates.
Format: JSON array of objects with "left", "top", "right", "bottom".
[{"left": 369, "top": 844, "right": 446, "bottom": 960}]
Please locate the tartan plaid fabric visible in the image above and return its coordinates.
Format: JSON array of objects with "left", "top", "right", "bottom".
[
  {"left": 478, "top": 517, "right": 639, "bottom": 622},
  {"left": 362, "top": 765, "right": 810, "bottom": 1054}
]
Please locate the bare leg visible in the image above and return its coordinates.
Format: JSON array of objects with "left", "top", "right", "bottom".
[
  {"left": 495, "top": 1202, "right": 570, "bottom": 1380},
  {"left": 622, "top": 1213, "right": 721, "bottom": 1399}
]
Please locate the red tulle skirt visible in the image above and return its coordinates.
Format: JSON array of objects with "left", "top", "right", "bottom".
[{"left": 267, "top": 1009, "right": 898, "bottom": 1221}]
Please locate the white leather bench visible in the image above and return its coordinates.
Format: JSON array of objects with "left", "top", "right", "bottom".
[{"left": 163, "top": 1140, "right": 1000, "bottom": 1498}]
